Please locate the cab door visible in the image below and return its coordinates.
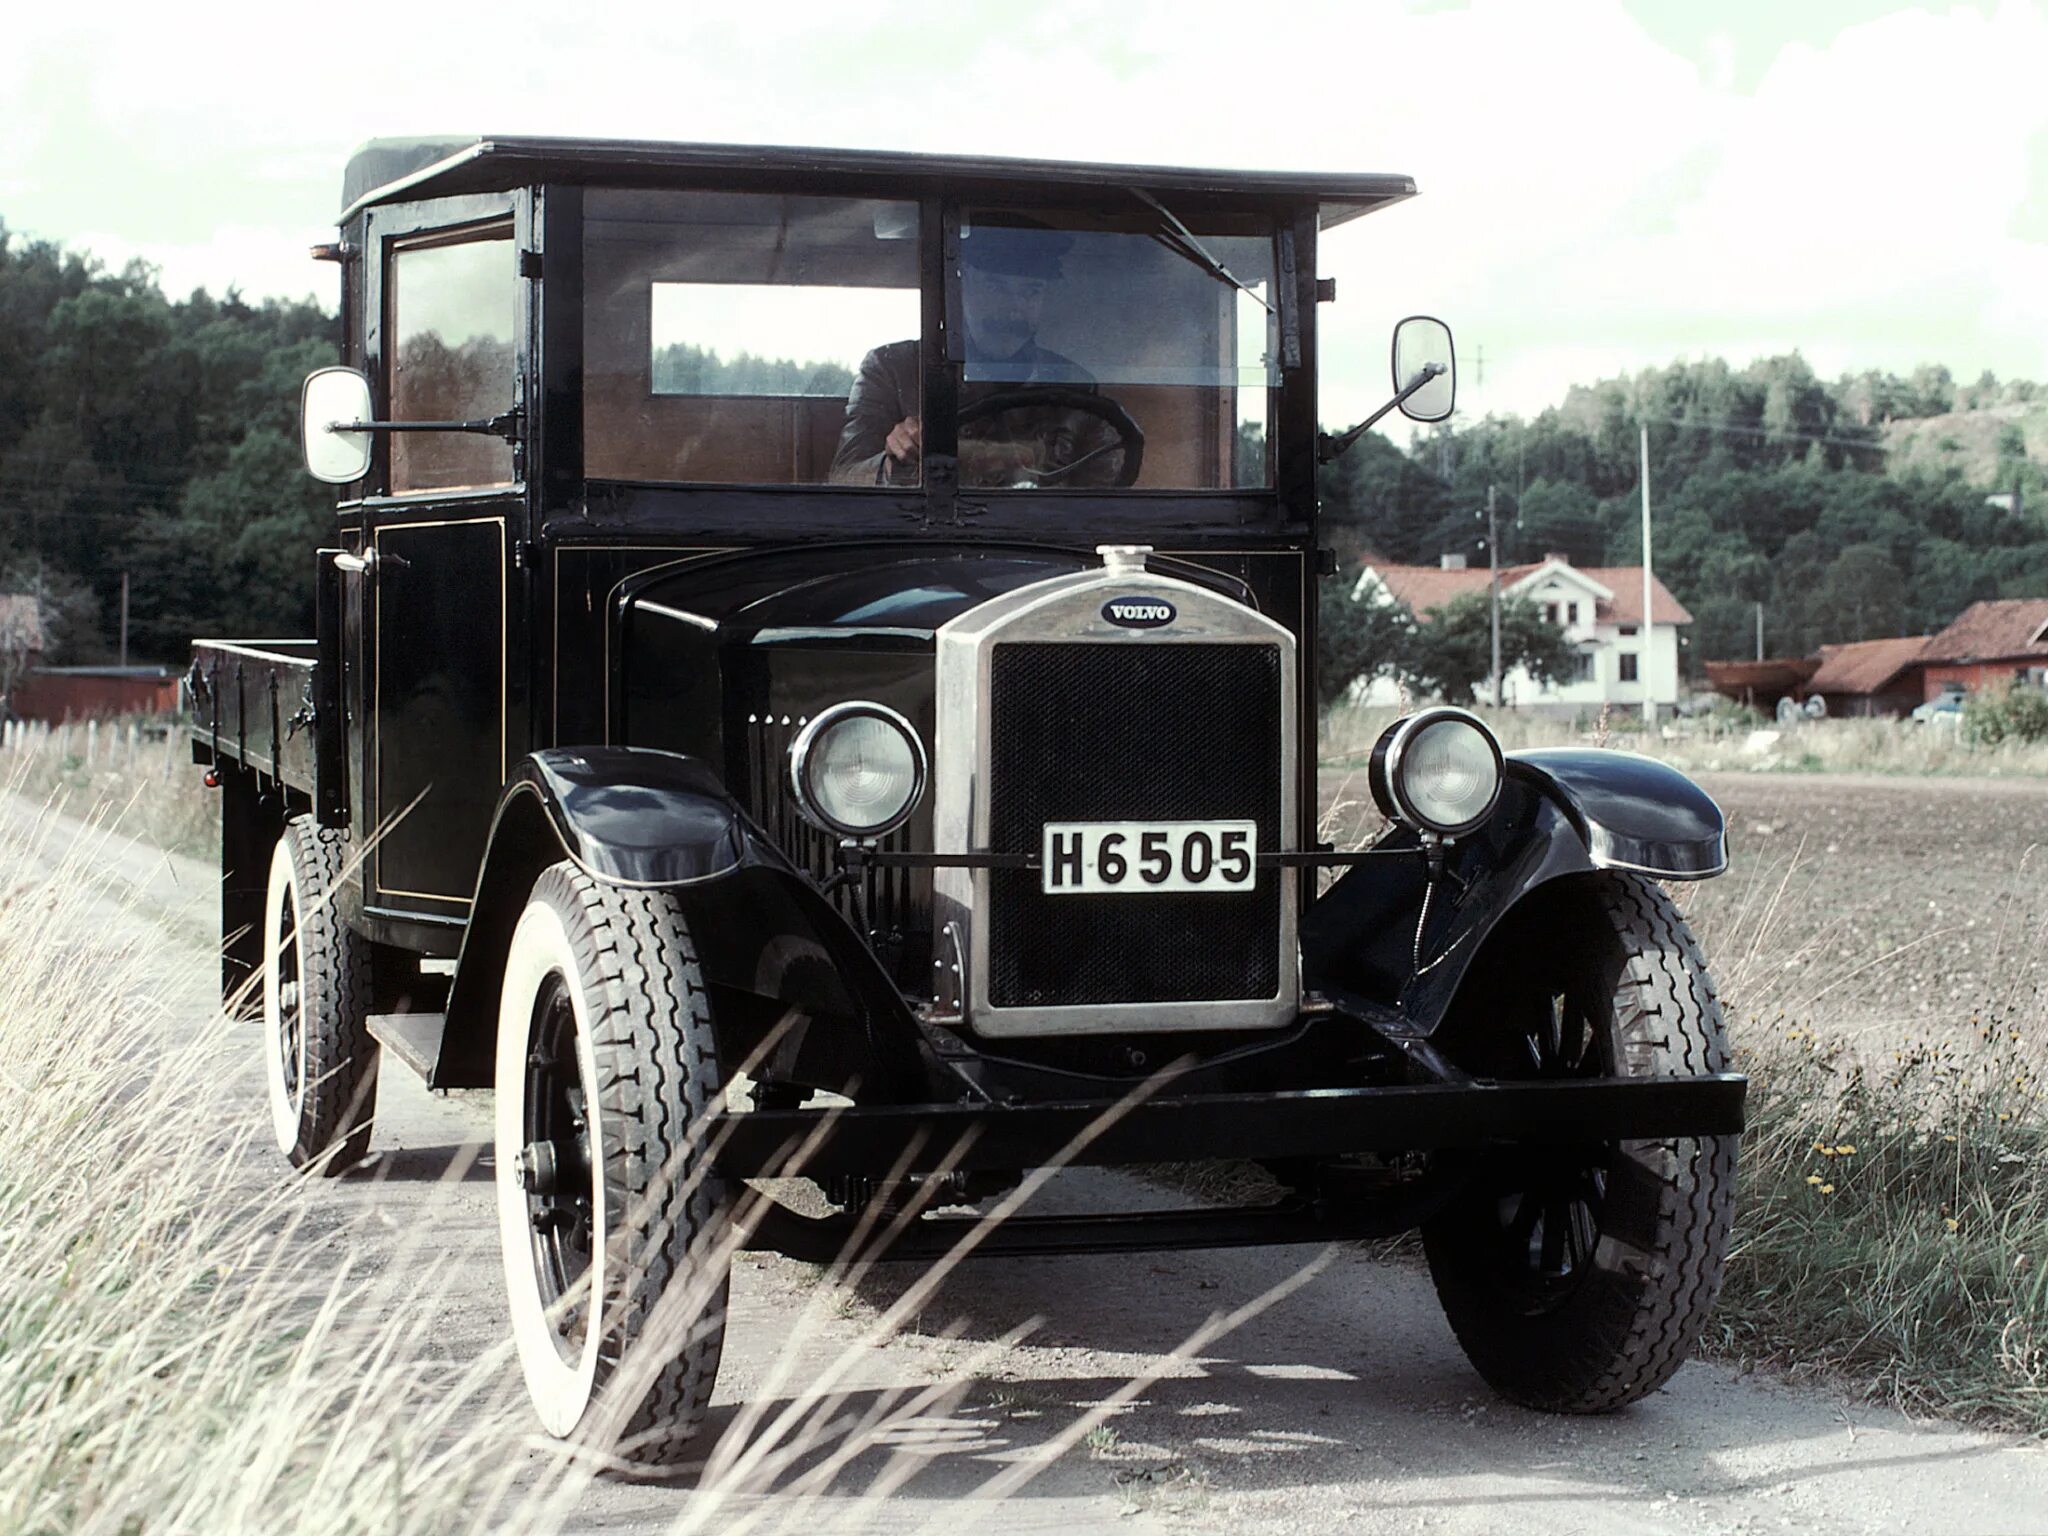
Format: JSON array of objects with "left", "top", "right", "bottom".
[{"left": 350, "top": 193, "right": 533, "bottom": 938}]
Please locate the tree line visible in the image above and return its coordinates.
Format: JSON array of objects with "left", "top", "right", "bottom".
[
  {"left": 2, "top": 223, "right": 2041, "bottom": 676},
  {"left": 1318, "top": 353, "right": 2048, "bottom": 680},
  {"left": 0, "top": 219, "right": 337, "bottom": 663}
]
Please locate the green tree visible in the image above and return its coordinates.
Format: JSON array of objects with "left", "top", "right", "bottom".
[
  {"left": 1318, "top": 429, "right": 1455, "bottom": 562},
  {"left": 1316, "top": 579, "right": 1417, "bottom": 706},
  {"left": 1405, "top": 593, "right": 1576, "bottom": 704},
  {"left": 1515, "top": 477, "right": 1605, "bottom": 565},
  {"left": 1814, "top": 542, "right": 1908, "bottom": 642}
]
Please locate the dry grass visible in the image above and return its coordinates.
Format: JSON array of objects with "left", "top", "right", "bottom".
[
  {"left": 0, "top": 768, "right": 1337, "bottom": 1530},
  {"left": 0, "top": 716, "right": 216, "bottom": 856},
  {"left": 1321, "top": 702, "right": 2048, "bottom": 778},
  {"left": 0, "top": 784, "right": 550, "bottom": 1535}
]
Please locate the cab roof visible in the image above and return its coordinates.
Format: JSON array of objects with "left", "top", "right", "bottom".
[{"left": 341, "top": 135, "right": 1416, "bottom": 228}]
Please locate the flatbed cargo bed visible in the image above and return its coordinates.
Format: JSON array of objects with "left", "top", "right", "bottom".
[{"left": 188, "top": 639, "right": 321, "bottom": 802}]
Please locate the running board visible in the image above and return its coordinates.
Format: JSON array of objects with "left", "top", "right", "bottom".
[{"left": 367, "top": 1013, "right": 446, "bottom": 1082}]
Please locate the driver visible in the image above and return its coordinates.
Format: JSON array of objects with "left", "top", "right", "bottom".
[{"left": 829, "top": 226, "right": 1115, "bottom": 487}]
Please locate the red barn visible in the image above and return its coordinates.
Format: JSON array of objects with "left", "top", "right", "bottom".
[
  {"left": 1917, "top": 599, "right": 2048, "bottom": 701},
  {"left": 10, "top": 665, "right": 183, "bottom": 722}
]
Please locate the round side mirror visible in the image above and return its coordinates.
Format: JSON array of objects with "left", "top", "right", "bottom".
[
  {"left": 1392, "top": 316, "right": 1456, "bottom": 424},
  {"left": 301, "top": 367, "right": 374, "bottom": 485}
]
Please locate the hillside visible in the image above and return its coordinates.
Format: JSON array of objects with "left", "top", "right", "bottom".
[
  {"left": 1318, "top": 355, "right": 2048, "bottom": 666},
  {"left": 1884, "top": 400, "right": 2048, "bottom": 490}
]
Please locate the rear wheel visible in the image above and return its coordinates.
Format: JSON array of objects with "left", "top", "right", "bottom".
[
  {"left": 1422, "top": 872, "right": 1735, "bottom": 1412},
  {"left": 494, "top": 861, "right": 729, "bottom": 1465},
  {"left": 261, "top": 817, "right": 377, "bottom": 1171}
]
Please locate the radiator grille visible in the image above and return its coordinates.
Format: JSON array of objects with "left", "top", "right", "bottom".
[{"left": 986, "top": 643, "right": 1283, "bottom": 1008}]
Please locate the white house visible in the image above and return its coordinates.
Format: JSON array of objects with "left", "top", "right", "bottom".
[{"left": 1347, "top": 554, "right": 1691, "bottom": 715}]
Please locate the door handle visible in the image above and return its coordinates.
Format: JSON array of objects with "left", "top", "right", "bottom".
[{"left": 333, "top": 549, "right": 377, "bottom": 576}]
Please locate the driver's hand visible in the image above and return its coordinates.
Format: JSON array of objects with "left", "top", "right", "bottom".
[
  {"left": 885, "top": 415, "right": 922, "bottom": 465},
  {"left": 959, "top": 438, "right": 1040, "bottom": 485}
]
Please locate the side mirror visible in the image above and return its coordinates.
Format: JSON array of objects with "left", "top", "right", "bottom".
[
  {"left": 301, "top": 367, "right": 374, "bottom": 485},
  {"left": 1392, "top": 316, "right": 1456, "bottom": 423}
]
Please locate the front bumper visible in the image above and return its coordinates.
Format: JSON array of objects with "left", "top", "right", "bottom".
[
  {"left": 712, "top": 1071, "right": 1746, "bottom": 1261},
  {"left": 712, "top": 1073, "right": 1746, "bottom": 1179}
]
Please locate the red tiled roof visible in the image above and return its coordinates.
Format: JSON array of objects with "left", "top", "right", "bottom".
[
  {"left": 1805, "top": 635, "right": 1932, "bottom": 696},
  {"left": 1362, "top": 559, "right": 1692, "bottom": 626},
  {"left": 1920, "top": 599, "right": 2048, "bottom": 664}
]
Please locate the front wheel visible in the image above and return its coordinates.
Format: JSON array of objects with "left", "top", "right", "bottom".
[
  {"left": 494, "top": 862, "right": 729, "bottom": 1465},
  {"left": 1422, "top": 872, "right": 1736, "bottom": 1412}
]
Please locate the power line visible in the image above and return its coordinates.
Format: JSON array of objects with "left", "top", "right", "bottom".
[{"left": 1637, "top": 413, "right": 1894, "bottom": 455}]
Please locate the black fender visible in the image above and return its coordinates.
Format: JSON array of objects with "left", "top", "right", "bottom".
[
  {"left": 431, "top": 746, "right": 925, "bottom": 1092},
  {"left": 1301, "top": 749, "right": 1725, "bottom": 1038}
]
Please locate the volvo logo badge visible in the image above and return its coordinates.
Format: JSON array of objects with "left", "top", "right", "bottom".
[{"left": 1102, "top": 596, "right": 1176, "bottom": 629}]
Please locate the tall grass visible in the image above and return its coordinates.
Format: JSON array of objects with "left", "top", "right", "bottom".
[
  {"left": 1713, "top": 1020, "right": 2048, "bottom": 1430},
  {"left": 0, "top": 716, "right": 215, "bottom": 855},
  {"left": 0, "top": 770, "right": 1331, "bottom": 1529}
]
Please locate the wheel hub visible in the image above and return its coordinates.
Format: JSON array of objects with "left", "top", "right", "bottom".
[{"left": 517, "top": 1140, "right": 561, "bottom": 1196}]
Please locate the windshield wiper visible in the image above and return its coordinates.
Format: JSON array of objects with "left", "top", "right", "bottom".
[{"left": 1128, "top": 187, "right": 1276, "bottom": 316}]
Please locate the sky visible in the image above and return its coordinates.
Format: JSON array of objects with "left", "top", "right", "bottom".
[{"left": 3, "top": 0, "right": 2044, "bottom": 428}]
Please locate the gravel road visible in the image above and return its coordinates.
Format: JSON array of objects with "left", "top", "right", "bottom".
[{"left": 14, "top": 778, "right": 2048, "bottom": 1535}]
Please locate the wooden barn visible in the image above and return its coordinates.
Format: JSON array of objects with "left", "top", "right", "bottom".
[
  {"left": 1801, "top": 635, "right": 1931, "bottom": 718},
  {"left": 1917, "top": 599, "right": 2048, "bottom": 701}
]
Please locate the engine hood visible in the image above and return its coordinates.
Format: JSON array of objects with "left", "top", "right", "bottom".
[
  {"left": 619, "top": 542, "right": 1261, "bottom": 646},
  {"left": 621, "top": 544, "right": 1105, "bottom": 645}
]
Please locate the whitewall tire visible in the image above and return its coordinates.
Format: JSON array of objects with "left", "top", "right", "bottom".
[
  {"left": 261, "top": 817, "right": 376, "bottom": 1171},
  {"left": 493, "top": 861, "right": 729, "bottom": 1463}
]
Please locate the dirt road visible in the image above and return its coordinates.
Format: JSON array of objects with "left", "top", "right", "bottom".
[{"left": 16, "top": 782, "right": 2048, "bottom": 1535}]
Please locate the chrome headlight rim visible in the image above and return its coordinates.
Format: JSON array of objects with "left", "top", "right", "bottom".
[
  {"left": 786, "top": 700, "right": 929, "bottom": 840},
  {"left": 1369, "top": 705, "right": 1504, "bottom": 839}
]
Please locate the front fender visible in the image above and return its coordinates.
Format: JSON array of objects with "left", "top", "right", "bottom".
[
  {"left": 431, "top": 747, "right": 922, "bottom": 1091},
  {"left": 1301, "top": 750, "right": 1725, "bottom": 1038},
  {"left": 1508, "top": 749, "right": 1727, "bottom": 878}
]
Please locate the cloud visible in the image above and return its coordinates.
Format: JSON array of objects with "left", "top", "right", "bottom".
[{"left": 6, "top": 0, "right": 2044, "bottom": 424}]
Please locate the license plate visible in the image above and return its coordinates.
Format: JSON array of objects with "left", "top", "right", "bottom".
[{"left": 1040, "top": 821, "right": 1258, "bottom": 895}]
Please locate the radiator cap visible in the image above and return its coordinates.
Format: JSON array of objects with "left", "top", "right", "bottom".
[{"left": 1096, "top": 544, "right": 1152, "bottom": 575}]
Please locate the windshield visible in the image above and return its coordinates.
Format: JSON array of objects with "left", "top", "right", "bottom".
[
  {"left": 942, "top": 206, "right": 1276, "bottom": 491},
  {"left": 580, "top": 190, "right": 1275, "bottom": 492}
]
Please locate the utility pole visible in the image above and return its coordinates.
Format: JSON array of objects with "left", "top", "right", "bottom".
[
  {"left": 1640, "top": 426, "right": 1655, "bottom": 728},
  {"left": 118, "top": 571, "right": 129, "bottom": 670},
  {"left": 1487, "top": 484, "right": 1502, "bottom": 708},
  {"left": 1755, "top": 601, "right": 1764, "bottom": 662}
]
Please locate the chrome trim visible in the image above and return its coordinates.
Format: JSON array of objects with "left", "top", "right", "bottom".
[
  {"left": 786, "top": 701, "right": 929, "bottom": 840},
  {"left": 1583, "top": 824, "right": 1730, "bottom": 881},
  {"left": 933, "top": 557, "right": 1299, "bottom": 1038}
]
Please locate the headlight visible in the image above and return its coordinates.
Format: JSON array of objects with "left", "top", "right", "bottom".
[
  {"left": 788, "top": 702, "right": 928, "bottom": 839},
  {"left": 1369, "top": 707, "right": 1503, "bottom": 838}
]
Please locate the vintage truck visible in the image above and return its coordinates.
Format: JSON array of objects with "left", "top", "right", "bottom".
[{"left": 190, "top": 135, "right": 1742, "bottom": 1464}]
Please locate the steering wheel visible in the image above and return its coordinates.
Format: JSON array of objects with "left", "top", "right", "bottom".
[{"left": 955, "top": 387, "right": 1145, "bottom": 488}]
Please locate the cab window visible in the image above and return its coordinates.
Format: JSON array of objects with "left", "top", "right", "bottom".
[
  {"left": 583, "top": 190, "right": 919, "bottom": 485},
  {"left": 386, "top": 224, "right": 516, "bottom": 493}
]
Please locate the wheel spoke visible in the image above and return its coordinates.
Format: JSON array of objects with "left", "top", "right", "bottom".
[{"left": 1539, "top": 1197, "right": 1568, "bottom": 1275}]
